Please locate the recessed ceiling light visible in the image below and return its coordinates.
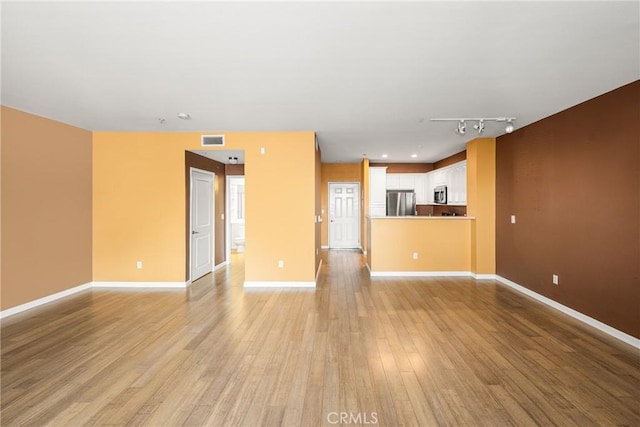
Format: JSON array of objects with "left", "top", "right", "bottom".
[
  {"left": 177, "top": 113, "right": 191, "bottom": 120},
  {"left": 411, "top": 154, "right": 418, "bottom": 158},
  {"left": 381, "top": 154, "right": 388, "bottom": 158}
]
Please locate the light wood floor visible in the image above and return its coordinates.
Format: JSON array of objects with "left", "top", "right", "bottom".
[{"left": 2, "top": 251, "right": 639, "bottom": 426}]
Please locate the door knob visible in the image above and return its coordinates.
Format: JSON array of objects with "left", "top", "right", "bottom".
[{"left": 192, "top": 230, "right": 199, "bottom": 235}]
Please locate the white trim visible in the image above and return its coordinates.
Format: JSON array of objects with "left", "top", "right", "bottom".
[
  {"left": 370, "top": 271, "right": 472, "bottom": 277},
  {"left": 496, "top": 275, "right": 640, "bottom": 350},
  {"left": 0, "top": 282, "right": 92, "bottom": 319},
  {"left": 243, "top": 281, "right": 316, "bottom": 288},
  {"left": 92, "top": 281, "right": 190, "bottom": 288},
  {"left": 472, "top": 273, "right": 497, "bottom": 280}
]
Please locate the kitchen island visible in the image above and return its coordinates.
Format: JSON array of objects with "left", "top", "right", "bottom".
[{"left": 366, "top": 215, "right": 476, "bottom": 276}]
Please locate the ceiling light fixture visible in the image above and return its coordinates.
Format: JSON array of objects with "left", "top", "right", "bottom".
[
  {"left": 177, "top": 112, "right": 191, "bottom": 120},
  {"left": 411, "top": 154, "right": 418, "bottom": 158},
  {"left": 381, "top": 154, "right": 388, "bottom": 158},
  {"left": 432, "top": 117, "right": 517, "bottom": 135}
]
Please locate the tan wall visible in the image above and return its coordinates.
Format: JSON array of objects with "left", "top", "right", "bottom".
[
  {"left": 466, "top": 138, "right": 496, "bottom": 275},
  {"left": 320, "top": 163, "right": 362, "bottom": 247},
  {"left": 1, "top": 107, "right": 93, "bottom": 310},
  {"left": 93, "top": 131, "right": 317, "bottom": 284},
  {"left": 361, "top": 159, "right": 369, "bottom": 253},
  {"left": 368, "top": 218, "right": 471, "bottom": 272},
  {"left": 315, "top": 143, "right": 322, "bottom": 273}
]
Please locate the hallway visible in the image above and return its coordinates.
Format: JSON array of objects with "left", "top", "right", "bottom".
[{"left": 1, "top": 250, "right": 639, "bottom": 425}]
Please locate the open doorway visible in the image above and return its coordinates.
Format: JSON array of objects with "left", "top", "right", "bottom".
[
  {"left": 228, "top": 176, "right": 245, "bottom": 256},
  {"left": 185, "top": 149, "right": 244, "bottom": 282}
]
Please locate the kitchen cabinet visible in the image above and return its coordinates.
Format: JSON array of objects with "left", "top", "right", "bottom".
[
  {"left": 369, "top": 167, "right": 387, "bottom": 216},
  {"left": 414, "top": 173, "right": 426, "bottom": 204},
  {"left": 386, "top": 174, "right": 400, "bottom": 190},
  {"left": 387, "top": 173, "right": 416, "bottom": 190},
  {"left": 424, "top": 160, "right": 467, "bottom": 206}
]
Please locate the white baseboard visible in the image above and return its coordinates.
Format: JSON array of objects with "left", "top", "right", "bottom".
[
  {"left": 92, "top": 281, "right": 190, "bottom": 288},
  {"left": 0, "top": 281, "right": 92, "bottom": 320},
  {"left": 214, "top": 261, "right": 228, "bottom": 271},
  {"left": 495, "top": 275, "right": 640, "bottom": 350},
  {"left": 243, "top": 281, "right": 316, "bottom": 288},
  {"left": 472, "top": 273, "right": 497, "bottom": 280},
  {"left": 370, "top": 271, "right": 473, "bottom": 278}
]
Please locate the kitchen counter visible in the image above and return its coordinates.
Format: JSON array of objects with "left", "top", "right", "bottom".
[
  {"left": 369, "top": 215, "right": 474, "bottom": 220},
  {"left": 366, "top": 215, "right": 474, "bottom": 275}
]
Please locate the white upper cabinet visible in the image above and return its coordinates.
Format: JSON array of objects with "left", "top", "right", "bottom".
[
  {"left": 414, "top": 173, "right": 426, "bottom": 204},
  {"left": 424, "top": 160, "right": 467, "bottom": 205},
  {"left": 386, "top": 173, "right": 401, "bottom": 190}
]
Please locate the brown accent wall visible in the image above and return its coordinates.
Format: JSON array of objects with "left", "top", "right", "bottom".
[
  {"left": 369, "top": 162, "right": 433, "bottom": 173},
  {"left": 225, "top": 164, "right": 245, "bottom": 176},
  {"left": 434, "top": 150, "right": 466, "bottom": 170},
  {"left": 320, "top": 163, "right": 363, "bottom": 247},
  {"left": 417, "top": 205, "right": 467, "bottom": 217},
  {"left": 496, "top": 81, "right": 640, "bottom": 339},
  {"left": 185, "top": 151, "right": 226, "bottom": 280},
  {"left": 1, "top": 107, "right": 93, "bottom": 310}
]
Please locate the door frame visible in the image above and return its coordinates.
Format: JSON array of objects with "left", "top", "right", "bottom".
[
  {"left": 189, "top": 167, "right": 215, "bottom": 282},
  {"left": 328, "top": 182, "right": 361, "bottom": 249}
]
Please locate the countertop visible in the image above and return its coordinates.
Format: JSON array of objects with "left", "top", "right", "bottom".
[{"left": 368, "top": 215, "right": 475, "bottom": 220}]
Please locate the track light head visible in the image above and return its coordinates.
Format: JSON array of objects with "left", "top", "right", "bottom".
[
  {"left": 473, "top": 120, "right": 485, "bottom": 134},
  {"left": 505, "top": 119, "right": 514, "bottom": 133},
  {"left": 456, "top": 120, "right": 466, "bottom": 135}
]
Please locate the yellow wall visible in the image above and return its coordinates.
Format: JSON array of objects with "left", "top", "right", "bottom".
[
  {"left": 368, "top": 218, "right": 471, "bottom": 272},
  {"left": 1, "top": 107, "right": 93, "bottom": 310},
  {"left": 361, "top": 158, "right": 370, "bottom": 253},
  {"left": 466, "top": 137, "right": 496, "bottom": 275},
  {"left": 320, "top": 163, "right": 362, "bottom": 247},
  {"left": 93, "top": 131, "right": 317, "bottom": 284}
]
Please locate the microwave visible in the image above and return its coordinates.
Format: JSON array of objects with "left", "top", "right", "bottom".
[{"left": 434, "top": 185, "right": 447, "bottom": 204}]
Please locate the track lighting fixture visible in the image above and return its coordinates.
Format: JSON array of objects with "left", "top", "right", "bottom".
[{"left": 431, "top": 117, "right": 517, "bottom": 135}]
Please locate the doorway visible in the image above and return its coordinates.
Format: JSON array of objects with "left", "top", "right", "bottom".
[
  {"left": 328, "top": 182, "right": 360, "bottom": 249},
  {"left": 228, "top": 176, "right": 245, "bottom": 255},
  {"left": 190, "top": 168, "right": 215, "bottom": 281}
]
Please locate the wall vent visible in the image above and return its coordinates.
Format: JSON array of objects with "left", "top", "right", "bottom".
[{"left": 201, "top": 135, "right": 225, "bottom": 146}]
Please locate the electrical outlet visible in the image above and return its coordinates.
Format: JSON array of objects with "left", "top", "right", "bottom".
[
  {"left": 511, "top": 215, "right": 516, "bottom": 224},
  {"left": 278, "top": 260, "right": 284, "bottom": 268},
  {"left": 552, "top": 274, "right": 559, "bottom": 285},
  {"left": 260, "top": 147, "right": 265, "bottom": 155},
  {"left": 412, "top": 252, "right": 418, "bottom": 260},
  {"left": 136, "top": 261, "right": 143, "bottom": 269}
]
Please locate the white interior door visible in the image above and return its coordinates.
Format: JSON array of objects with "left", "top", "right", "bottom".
[
  {"left": 190, "top": 168, "right": 214, "bottom": 281},
  {"left": 329, "top": 183, "right": 360, "bottom": 249}
]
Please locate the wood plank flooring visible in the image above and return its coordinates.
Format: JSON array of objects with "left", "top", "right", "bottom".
[{"left": 2, "top": 250, "right": 639, "bottom": 426}]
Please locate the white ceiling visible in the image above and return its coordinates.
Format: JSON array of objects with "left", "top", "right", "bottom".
[{"left": 2, "top": 1, "right": 638, "bottom": 163}]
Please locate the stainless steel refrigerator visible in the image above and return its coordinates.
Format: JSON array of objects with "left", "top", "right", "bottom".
[{"left": 386, "top": 190, "right": 416, "bottom": 216}]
